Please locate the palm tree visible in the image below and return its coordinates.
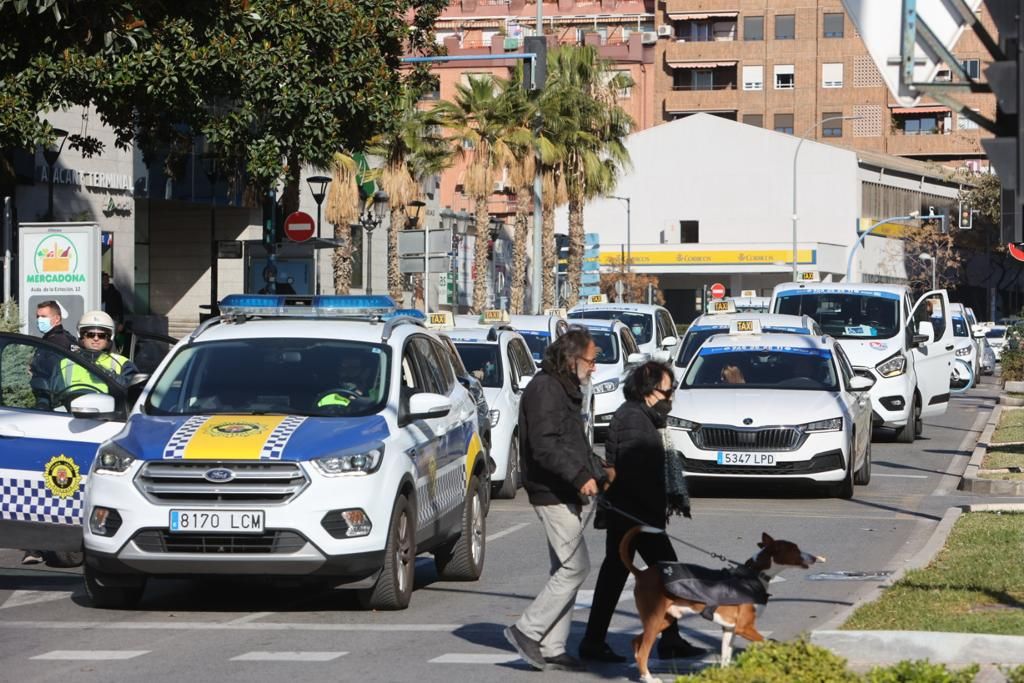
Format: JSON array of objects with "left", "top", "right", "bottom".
[
  {"left": 435, "top": 76, "right": 519, "bottom": 313},
  {"left": 366, "top": 92, "right": 451, "bottom": 302},
  {"left": 324, "top": 152, "right": 360, "bottom": 294},
  {"left": 543, "top": 46, "right": 633, "bottom": 304}
]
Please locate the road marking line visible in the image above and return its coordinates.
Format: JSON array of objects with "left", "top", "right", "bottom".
[
  {"left": 1, "top": 590, "right": 74, "bottom": 610},
  {"left": 231, "top": 651, "right": 347, "bottom": 662},
  {"left": 2, "top": 621, "right": 463, "bottom": 632},
  {"left": 225, "top": 611, "right": 273, "bottom": 625},
  {"left": 486, "top": 522, "right": 530, "bottom": 543},
  {"left": 31, "top": 650, "right": 150, "bottom": 660},
  {"left": 576, "top": 576, "right": 635, "bottom": 609},
  {"left": 873, "top": 473, "right": 928, "bottom": 479},
  {"left": 430, "top": 653, "right": 519, "bottom": 664}
]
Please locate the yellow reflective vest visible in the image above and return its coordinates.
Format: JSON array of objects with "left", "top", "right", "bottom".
[{"left": 58, "top": 353, "right": 129, "bottom": 394}]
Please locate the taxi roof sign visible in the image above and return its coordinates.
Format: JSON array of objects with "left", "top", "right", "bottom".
[
  {"left": 544, "top": 307, "right": 568, "bottom": 318},
  {"left": 480, "top": 309, "right": 510, "bottom": 324},
  {"left": 708, "top": 300, "right": 737, "bottom": 314},
  {"left": 427, "top": 311, "right": 455, "bottom": 329},
  {"left": 729, "top": 319, "right": 763, "bottom": 334},
  {"left": 583, "top": 294, "right": 608, "bottom": 304},
  {"left": 740, "top": 289, "right": 757, "bottom": 298}
]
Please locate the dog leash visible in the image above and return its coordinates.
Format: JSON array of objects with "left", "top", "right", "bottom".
[{"left": 596, "top": 496, "right": 744, "bottom": 569}]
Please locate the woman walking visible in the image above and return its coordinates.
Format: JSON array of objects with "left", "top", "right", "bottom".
[{"left": 579, "top": 361, "right": 705, "bottom": 662}]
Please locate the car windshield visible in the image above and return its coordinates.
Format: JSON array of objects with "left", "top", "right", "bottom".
[
  {"left": 987, "top": 327, "right": 1007, "bottom": 340},
  {"left": 455, "top": 343, "right": 503, "bottom": 388},
  {"left": 569, "top": 310, "right": 653, "bottom": 344},
  {"left": 518, "top": 330, "right": 550, "bottom": 362},
  {"left": 590, "top": 331, "right": 619, "bottom": 365},
  {"left": 677, "top": 327, "right": 727, "bottom": 367},
  {"left": 775, "top": 292, "right": 900, "bottom": 339},
  {"left": 952, "top": 316, "right": 968, "bottom": 337},
  {"left": 146, "top": 338, "right": 390, "bottom": 417},
  {"left": 683, "top": 346, "right": 838, "bottom": 391}
]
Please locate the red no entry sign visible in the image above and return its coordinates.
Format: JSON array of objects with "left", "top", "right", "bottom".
[
  {"left": 710, "top": 282, "right": 726, "bottom": 299},
  {"left": 284, "top": 211, "right": 316, "bottom": 243}
]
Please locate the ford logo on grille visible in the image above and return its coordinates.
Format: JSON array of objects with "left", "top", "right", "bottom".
[
  {"left": 204, "top": 468, "right": 235, "bottom": 483},
  {"left": 743, "top": 418, "right": 753, "bottom": 425}
]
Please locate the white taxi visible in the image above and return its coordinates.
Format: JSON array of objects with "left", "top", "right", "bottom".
[
  {"left": 569, "top": 298, "right": 680, "bottom": 363},
  {"left": 668, "top": 332, "right": 874, "bottom": 498},
  {"left": 437, "top": 319, "right": 536, "bottom": 500},
  {"left": 82, "top": 295, "right": 487, "bottom": 610},
  {"left": 568, "top": 318, "right": 646, "bottom": 439}
]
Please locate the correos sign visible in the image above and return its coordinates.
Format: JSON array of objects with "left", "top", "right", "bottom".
[{"left": 18, "top": 223, "right": 101, "bottom": 335}]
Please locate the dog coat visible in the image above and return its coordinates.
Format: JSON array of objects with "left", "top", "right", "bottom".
[{"left": 657, "top": 562, "right": 769, "bottom": 619}]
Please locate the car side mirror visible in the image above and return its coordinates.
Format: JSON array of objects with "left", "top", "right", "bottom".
[
  {"left": 848, "top": 375, "right": 875, "bottom": 392},
  {"left": 915, "top": 321, "right": 935, "bottom": 346},
  {"left": 627, "top": 352, "right": 649, "bottom": 366},
  {"left": 516, "top": 375, "right": 532, "bottom": 392},
  {"left": 70, "top": 393, "right": 118, "bottom": 420},
  {"left": 407, "top": 393, "right": 452, "bottom": 421},
  {"left": 661, "top": 335, "right": 679, "bottom": 349}
]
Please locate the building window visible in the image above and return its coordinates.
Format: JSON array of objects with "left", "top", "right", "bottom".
[
  {"left": 774, "top": 113, "right": 794, "bottom": 134},
  {"left": 822, "top": 112, "right": 843, "bottom": 137},
  {"left": 687, "top": 21, "right": 712, "bottom": 42},
  {"left": 822, "top": 62, "right": 844, "bottom": 88},
  {"left": 743, "top": 16, "right": 764, "bottom": 41},
  {"left": 775, "top": 14, "right": 795, "bottom": 40},
  {"left": 691, "top": 70, "right": 714, "bottom": 90},
  {"left": 742, "top": 114, "right": 763, "bottom": 128},
  {"left": 742, "top": 65, "right": 764, "bottom": 91},
  {"left": 903, "top": 115, "right": 938, "bottom": 135},
  {"left": 823, "top": 13, "right": 844, "bottom": 38},
  {"left": 962, "top": 59, "right": 981, "bottom": 79},
  {"left": 680, "top": 221, "right": 699, "bottom": 243},
  {"left": 774, "top": 64, "right": 795, "bottom": 89}
]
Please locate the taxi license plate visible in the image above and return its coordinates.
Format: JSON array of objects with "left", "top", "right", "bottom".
[
  {"left": 716, "top": 452, "right": 775, "bottom": 466},
  {"left": 169, "top": 510, "right": 265, "bottom": 533}
]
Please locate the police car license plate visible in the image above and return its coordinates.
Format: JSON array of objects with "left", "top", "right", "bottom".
[
  {"left": 169, "top": 509, "right": 265, "bottom": 533},
  {"left": 716, "top": 452, "right": 775, "bottom": 466}
]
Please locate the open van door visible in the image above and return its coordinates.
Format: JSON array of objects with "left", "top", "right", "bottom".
[{"left": 911, "top": 290, "right": 954, "bottom": 418}]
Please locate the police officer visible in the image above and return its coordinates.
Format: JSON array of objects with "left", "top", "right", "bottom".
[
  {"left": 29, "top": 300, "right": 80, "bottom": 408},
  {"left": 53, "top": 310, "right": 139, "bottom": 396}
]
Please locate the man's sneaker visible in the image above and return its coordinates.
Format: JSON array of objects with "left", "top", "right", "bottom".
[
  {"left": 21, "top": 551, "right": 43, "bottom": 565},
  {"left": 579, "top": 640, "right": 627, "bottom": 663},
  {"left": 504, "top": 625, "right": 546, "bottom": 671},
  {"left": 544, "top": 653, "right": 587, "bottom": 672}
]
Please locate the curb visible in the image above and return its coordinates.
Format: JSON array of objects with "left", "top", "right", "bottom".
[
  {"left": 810, "top": 630, "right": 1024, "bottom": 667},
  {"left": 960, "top": 403, "right": 1024, "bottom": 496}
]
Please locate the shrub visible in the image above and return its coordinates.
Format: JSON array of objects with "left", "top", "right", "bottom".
[
  {"left": 864, "top": 660, "right": 979, "bottom": 683},
  {"left": 676, "top": 638, "right": 857, "bottom": 683},
  {"left": 1002, "top": 348, "right": 1024, "bottom": 383},
  {"left": 1005, "top": 665, "right": 1024, "bottom": 683},
  {"left": 0, "top": 299, "right": 19, "bottom": 333}
]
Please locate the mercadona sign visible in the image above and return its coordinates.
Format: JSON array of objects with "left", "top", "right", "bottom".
[{"left": 18, "top": 223, "right": 102, "bottom": 335}]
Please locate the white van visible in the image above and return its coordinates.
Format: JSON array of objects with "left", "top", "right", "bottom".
[{"left": 770, "top": 283, "right": 954, "bottom": 443}]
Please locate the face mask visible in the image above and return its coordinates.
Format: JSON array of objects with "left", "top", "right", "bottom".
[
  {"left": 652, "top": 398, "right": 673, "bottom": 416},
  {"left": 37, "top": 317, "right": 53, "bottom": 334}
]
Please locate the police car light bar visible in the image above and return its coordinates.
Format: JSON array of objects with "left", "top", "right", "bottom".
[
  {"left": 218, "top": 294, "right": 398, "bottom": 319},
  {"left": 388, "top": 308, "right": 427, "bottom": 320}
]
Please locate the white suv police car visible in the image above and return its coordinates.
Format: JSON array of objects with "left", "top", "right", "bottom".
[{"left": 82, "top": 295, "right": 487, "bottom": 610}]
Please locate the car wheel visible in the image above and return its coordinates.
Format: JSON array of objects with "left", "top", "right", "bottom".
[
  {"left": 43, "top": 551, "right": 83, "bottom": 568},
  {"left": 896, "top": 393, "right": 917, "bottom": 443},
  {"left": 358, "top": 494, "right": 415, "bottom": 610},
  {"left": 831, "top": 447, "right": 855, "bottom": 499},
  {"left": 434, "top": 475, "right": 486, "bottom": 581},
  {"left": 83, "top": 563, "right": 146, "bottom": 609},
  {"left": 493, "top": 436, "right": 519, "bottom": 500},
  {"left": 854, "top": 437, "right": 872, "bottom": 486}
]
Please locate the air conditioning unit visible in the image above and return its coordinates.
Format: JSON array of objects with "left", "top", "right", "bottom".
[
  {"left": 640, "top": 31, "right": 658, "bottom": 45},
  {"left": 493, "top": 180, "right": 506, "bottom": 192},
  {"left": 657, "top": 25, "right": 674, "bottom": 38}
]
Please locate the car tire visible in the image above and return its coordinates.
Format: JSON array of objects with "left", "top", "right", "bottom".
[
  {"left": 358, "top": 494, "right": 415, "bottom": 611},
  {"left": 434, "top": 475, "right": 486, "bottom": 581},
  {"left": 493, "top": 436, "right": 519, "bottom": 500},
  {"left": 83, "top": 563, "right": 146, "bottom": 609},
  {"left": 854, "top": 437, "right": 872, "bottom": 486},
  {"left": 896, "top": 393, "right": 918, "bottom": 443},
  {"left": 43, "top": 551, "right": 83, "bottom": 568},
  {"left": 831, "top": 443, "right": 855, "bottom": 499}
]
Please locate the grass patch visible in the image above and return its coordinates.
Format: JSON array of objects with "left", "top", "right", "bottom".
[
  {"left": 992, "top": 408, "right": 1024, "bottom": 443},
  {"left": 842, "top": 512, "right": 1024, "bottom": 634},
  {"left": 982, "top": 444, "right": 1024, "bottom": 470}
]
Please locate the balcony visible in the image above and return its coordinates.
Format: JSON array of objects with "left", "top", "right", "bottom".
[
  {"left": 665, "top": 39, "right": 740, "bottom": 64},
  {"left": 885, "top": 130, "right": 987, "bottom": 158},
  {"left": 664, "top": 85, "right": 740, "bottom": 114},
  {"left": 664, "top": 0, "right": 740, "bottom": 13}
]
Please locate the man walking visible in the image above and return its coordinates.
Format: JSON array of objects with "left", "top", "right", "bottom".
[{"left": 505, "top": 328, "right": 609, "bottom": 672}]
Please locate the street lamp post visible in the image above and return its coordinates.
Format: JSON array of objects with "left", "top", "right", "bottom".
[
  {"left": 307, "top": 175, "right": 332, "bottom": 295},
  {"left": 919, "top": 253, "right": 936, "bottom": 290},
  {"left": 608, "top": 195, "right": 631, "bottom": 275},
  {"left": 43, "top": 127, "right": 68, "bottom": 222},
  {"left": 845, "top": 212, "right": 920, "bottom": 281},
  {"left": 353, "top": 191, "right": 389, "bottom": 295},
  {"left": 792, "top": 115, "right": 861, "bottom": 281},
  {"left": 200, "top": 153, "right": 222, "bottom": 316}
]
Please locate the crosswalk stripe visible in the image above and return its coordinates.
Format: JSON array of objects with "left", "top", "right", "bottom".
[
  {"left": 31, "top": 650, "right": 150, "bottom": 660},
  {"left": 430, "top": 653, "right": 519, "bottom": 664},
  {"left": 231, "top": 651, "right": 347, "bottom": 662}
]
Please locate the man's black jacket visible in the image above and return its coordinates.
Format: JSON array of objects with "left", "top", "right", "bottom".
[
  {"left": 604, "top": 400, "right": 668, "bottom": 527},
  {"left": 518, "top": 364, "right": 604, "bottom": 506}
]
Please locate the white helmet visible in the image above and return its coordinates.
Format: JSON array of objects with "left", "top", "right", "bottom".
[{"left": 78, "top": 310, "right": 115, "bottom": 336}]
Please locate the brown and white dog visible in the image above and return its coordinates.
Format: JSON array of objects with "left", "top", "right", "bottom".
[{"left": 619, "top": 526, "right": 825, "bottom": 681}]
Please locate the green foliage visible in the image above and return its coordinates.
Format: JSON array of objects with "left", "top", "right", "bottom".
[
  {"left": 676, "top": 639, "right": 857, "bottom": 683},
  {"left": 1003, "top": 665, "right": 1024, "bottom": 683},
  {"left": 0, "top": 299, "right": 19, "bottom": 333},
  {"left": 864, "top": 660, "right": 979, "bottom": 683},
  {"left": 1001, "top": 348, "right": 1024, "bottom": 383}
]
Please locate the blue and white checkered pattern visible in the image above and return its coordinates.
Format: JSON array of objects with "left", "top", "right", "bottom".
[
  {"left": 0, "top": 476, "right": 83, "bottom": 525},
  {"left": 163, "top": 416, "right": 210, "bottom": 459},
  {"left": 417, "top": 463, "right": 465, "bottom": 530},
  {"left": 259, "top": 416, "right": 306, "bottom": 460}
]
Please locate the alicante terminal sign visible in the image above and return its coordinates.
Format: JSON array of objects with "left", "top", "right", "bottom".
[{"left": 19, "top": 223, "right": 102, "bottom": 335}]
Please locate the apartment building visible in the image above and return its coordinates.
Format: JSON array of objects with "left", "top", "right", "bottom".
[{"left": 653, "top": 0, "right": 996, "bottom": 167}]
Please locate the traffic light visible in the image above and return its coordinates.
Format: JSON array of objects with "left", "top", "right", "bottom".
[
  {"left": 958, "top": 203, "right": 973, "bottom": 230},
  {"left": 262, "top": 191, "right": 279, "bottom": 253},
  {"left": 555, "top": 233, "right": 569, "bottom": 275},
  {"left": 523, "top": 36, "right": 547, "bottom": 91}
]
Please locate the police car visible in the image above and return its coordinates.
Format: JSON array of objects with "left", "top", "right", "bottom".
[
  {"left": 675, "top": 300, "right": 823, "bottom": 371},
  {"left": 569, "top": 296, "right": 680, "bottom": 363},
  {"left": 668, "top": 332, "right": 874, "bottom": 498},
  {"left": 430, "top": 315, "right": 536, "bottom": 500},
  {"left": 568, "top": 318, "right": 645, "bottom": 439},
  {"left": 81, "top": 295, "right": 487, "bottom": 610},
  {"left": 771, "top": 283, "right": 954, "bottom": 443}
]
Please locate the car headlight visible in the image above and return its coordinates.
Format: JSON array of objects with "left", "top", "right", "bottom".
[
  {"left": 803, "top": 417, "right": 843, "bottom": 432},
  {"left": 313, "top": 445, "right": 384, "bottom": 476},
  {"left": 92, "top": 441, "right": 136, "bottom": 474},
  {"left": 875, "top": 352, "right": 907, "bottom": 378},
  {"left": 956, "top": 346, "right": 973, "bottom": 357},
  {"left": 488, "top": 409, "right": 500, "bottom": 428},
  {"left": 593, "top": 378, "right": 619, "bottom": 394},
  {"left": 667, "top": 416, "right": 698, "bottom": 431}
]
